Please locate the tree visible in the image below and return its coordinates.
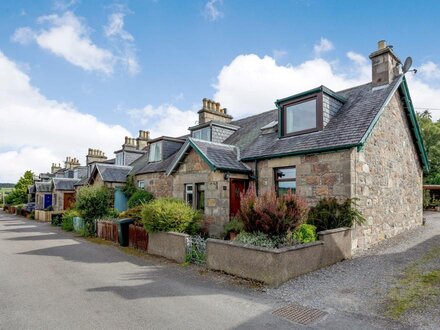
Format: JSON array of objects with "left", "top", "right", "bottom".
[
  {"left": 5, "top": 170, "right": 34, "bottom": 205},
  {"left": 417, "top": 111, "right": 440, "bottom": 184}
]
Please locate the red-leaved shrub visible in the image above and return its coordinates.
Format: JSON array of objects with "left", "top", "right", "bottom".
[{"left": 236, "top": 184, "right": 308, "bottom": 236}]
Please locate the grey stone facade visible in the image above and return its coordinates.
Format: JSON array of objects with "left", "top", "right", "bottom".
[
  {"left": 135, "top": 172, "right": 173, "bottom": 198},
  {"left": 351, "top": 93, "right": 423, "bottom": 249}
]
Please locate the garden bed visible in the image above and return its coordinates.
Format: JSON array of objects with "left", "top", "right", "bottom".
[
  {"left": 206, "top": 227, "right": 352, "bottom": 287},
  {"left": 96, "top": 221, "right": 118, "bottom": 243},
  {"left": 147, "top": 232, "right": 189, "bottom": 263},
  {"left": 128, "top": 224, "right": 148, "bottom": 251}
]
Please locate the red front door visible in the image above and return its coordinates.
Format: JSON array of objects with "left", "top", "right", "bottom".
[{"left": 230, "top": 179, "right": 248, "bottom": 216}]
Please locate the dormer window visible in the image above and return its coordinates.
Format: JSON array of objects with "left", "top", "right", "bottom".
[
  {"left": 192, "top": 127, "right": 211, "bottom": 141},
  {"left": 276, "top": 86, "right": 346, "bottom": 138},
  {"left": 281, "top": 94, "right": 323, "bottom": 136},
  {"left": 148, "top": 142, "right": 162, "bottom": 162}
]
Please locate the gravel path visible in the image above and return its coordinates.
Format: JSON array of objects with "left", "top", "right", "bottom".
[{"left": 266, "top": 212, "right": 440, "bottom": 329}]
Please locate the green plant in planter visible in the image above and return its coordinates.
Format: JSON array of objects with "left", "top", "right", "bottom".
[
  {"left": 224, "top": 217, "right": 244, "bottom": 238},
  {"left": 291, "top": 224, "right": 317, "bottom": 244},
  {"left": 307, "top": 197, "right": 365, "bottom": 232},
  {"left": 61, "top": 209, "right": 80, "bottom": 231}
]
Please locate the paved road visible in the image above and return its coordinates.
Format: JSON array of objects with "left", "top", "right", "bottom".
[{"left": 0, "top": 211, "right": 416, "bottom": 329}]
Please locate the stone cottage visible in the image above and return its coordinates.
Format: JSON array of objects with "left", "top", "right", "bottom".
[
  {"left": 130, "top": 41, "right": 427, "bottom": 250},
  {"left": 52, "top": 178, "right": 79, "bottom": 211}
]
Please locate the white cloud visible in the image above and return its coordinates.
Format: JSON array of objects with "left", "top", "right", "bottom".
[
  {"left": 272, "top": 50, "right": 287, "bottom": 61},
  {"left": 127, "top": 104, "right": 198, "bottom": 138},
  {"left": 103, "top": 7, "right": 140, "bottom": 76},
  {"left": 10, "top": 27, "right": 35, "bottom": 45},
  {"left": 213, "top": 52, "right": 440, "bottom": 121},
  {"left": 418, "top": 61, "right": 440, "bottom": 80},
  {"left": 0, "top": 51, "right": 131, "bottom": 182},
  {"left": 11, "top": 11, "right": 115, "bottom": 75},
  {"left": 313, "top": 38, "right": 334, "bottom": 56},
  {"left": 53, "top": 0, "right": 78, "bottom": 11},
  {"left": 104, "top": 12, "right": 134, "bottom": 41},
  {"left": 204, "top": 0, "right": 223, "bottom": 21}
]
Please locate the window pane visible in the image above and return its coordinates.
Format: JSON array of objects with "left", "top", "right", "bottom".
[
  {"left": 148, "top": 142, "right": 162, "bottom": 162},
  {"left": 276, "top": 167, "right": 296, "bottom": 180},
  {"left": 285, "top": 99, "right": 316, "bottom": 134},
  {"left": 193, "top": 130, "right": 201, "bottom": 139},
  {"left": 196, "top": 183, "right": 205, "bottom": 211},
  {"left": 277, "top": 181, "right": 296, "bottom": 195},
  {"left": 193, "top": 128, "right": 211, "bottom": 141}
]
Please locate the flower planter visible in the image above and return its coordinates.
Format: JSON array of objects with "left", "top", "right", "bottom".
[
  {"left": 206, "top": 227, "right": 352, "bottom": 287},
  {"left": 147, "top": 232, "right": 189, "bottom": 263},
  {"left": 35, "top": 210, "right": 62, "bottom": 222},
  {"left": 96, "top": 221, "right": 118, "bottom": 243},
  {"left": 128, "top": 224, "right": 148, "bottom": 251}
]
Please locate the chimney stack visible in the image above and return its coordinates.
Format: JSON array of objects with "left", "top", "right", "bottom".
[
  {"left": 64, "top": 156, "right": 81, "bottom": 169},
  {"left": 136, "top": 130, "right": 150, "bottom": 150},
  {"left": 86, "top": 148, "right": 107, "bottom": 165},
  {"left": 51, "top": 162, "right": 62, "bottom": 174},
  {"left": 198, "top": 98, "right": 232, "bottom": 124},
  {"left": 369, "top": 40, "right": 401, "bottom": 87}
]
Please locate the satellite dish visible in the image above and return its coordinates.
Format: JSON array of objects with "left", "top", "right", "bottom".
[{"left": 402, "top": 57, "right": 413, "bottom": 74}]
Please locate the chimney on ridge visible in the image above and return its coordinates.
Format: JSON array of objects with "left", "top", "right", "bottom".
[
  {"left": 198, "top": 98, "right": 232, "bottom": 124},
  {"left": 136, "top": 130, "right": 150, "bottom": 150},
  {"left": 86, "top": 148, "right": 107, "bottom": 165},
  {"left": 369, "top": 40, "right": 402, "bottom": 87}
]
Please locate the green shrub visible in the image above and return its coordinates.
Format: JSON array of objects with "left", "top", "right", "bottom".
[
  {"left": 128, "top": 190, "right": 154, "bottom": 208},
  {"left": 291, "top": 224, "right": 317, "bottom": 244},
  {"left": 75, "top": 186, "right": 112, "bottom": 236},
  {"left": 51, "top": 214, "right": 63, "bottom": 226},
  {"left": 142, "top": 198, "right": 201, "bottom": 235},
  {"left": 237, "top": 185, "right": 308, "bottom": 236},
  {"left": 119, "top": 206, "right": 143, "bottom": 224},
  {"left": 235, "top": 231, "right": 286, "bottom": 249},
  {"left": 122, "top": 175, "right": 137, "bottom": 199},
  {"left": 29, "top": 210, "right": 35, "bottom": 220},
  {"left": 308, "top": 198, "right": 365, "bottom": 232},
  {"left": 61, "top": 209, "right": 80, "bottom": 231},
  {"left": 224, "top": 217, "right": 245, "bottom": 236}
]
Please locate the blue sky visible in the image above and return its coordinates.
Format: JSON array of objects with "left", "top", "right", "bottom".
[{"left": 1, "top": 0, "right": 440, "bottom": 182}]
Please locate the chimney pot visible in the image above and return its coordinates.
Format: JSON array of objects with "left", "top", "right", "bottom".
[
  {"left": 378, "top": 40, "right": 386, "bottom": 50},
  {"left": 215, "top": 102, "right": 220, "bottom": 111}
]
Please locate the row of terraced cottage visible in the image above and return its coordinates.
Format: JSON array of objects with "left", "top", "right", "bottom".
[{"left": 29, "top": 41, "right": 428, "bottom": 251}]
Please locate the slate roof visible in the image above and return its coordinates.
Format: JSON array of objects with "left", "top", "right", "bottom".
[
  {"left": 53, "top": 178, "right": 79, "bottom": 191},
  {"left": 236, "top": 78, "right": 403, "bottom": 160},
  {"left": 167, "top": 138, "right": 251, "bottom": 175},
  {"left": 93, "top": 164, "right": 132, "bottom": 183},
  {"left": 35, "top": 182, "right": 52, "bottom": 193},
  {"left": 74, "top": 176, "right": 89, "bottom": 187},
  {"left": 130, "top": 152, "right": 176, "bottom": 175}
]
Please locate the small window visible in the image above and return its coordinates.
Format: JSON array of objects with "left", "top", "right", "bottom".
[
  {"left": 185, "top": 184, "right": 193, "bottom": 206},
  {"left": 115, "top": 152, "right": 124, "bottom": 165},
  {"left": 275, "top": 167, "right": 296, "bottom": 196},
  {"left": 193, "top": 127, "right": 211, "bottom": 141},
  {"left": 137, "top": 180, "right": 145, "bottom": 190},
  {"left": 148, "top": 142, "right": 162, "bottom": 162},
  {"left": 196, "top": 183, "right": 205, "bottom": 211}
]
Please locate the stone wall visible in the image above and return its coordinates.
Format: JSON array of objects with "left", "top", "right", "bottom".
[
  {"left": 352, "top": 93, "right": 423, "bottom": 250},
  {"left": 248, "top": 149, "right": 352, "bottom": 206},
  {"left": 134, "top": 172, "right": 173, "bottom": 198},
  {"left": 172, "top": 149, "right": 233, "bottom": 236}
]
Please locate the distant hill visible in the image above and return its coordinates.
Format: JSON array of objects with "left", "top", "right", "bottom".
[{"left": 0, "top": 183, "right": 15, "bottom": 188}]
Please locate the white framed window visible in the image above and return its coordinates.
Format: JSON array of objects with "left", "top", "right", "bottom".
[
  {"left": 115, "top": 152, "right": 124, "bottom": 165},
  {"left": 192, "top": 127, "right": 211, "bottom": 141},
  {"left": 148, "top": 142, "right": 162, "bottom": 162},
  {"left": 137, "top": 180, "right": 145, "bottom": 190},
  {"left": 185, "top": 184, "right": 193, "bottom": 206}
]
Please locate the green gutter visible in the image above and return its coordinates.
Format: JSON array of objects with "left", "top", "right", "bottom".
[{"left": 399, "top": 77, "right": 430, "bottom": 172}]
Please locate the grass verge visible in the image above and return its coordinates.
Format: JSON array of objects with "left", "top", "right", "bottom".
[{"left": 386, "top": 247, "right": 440, "bottom": 319}]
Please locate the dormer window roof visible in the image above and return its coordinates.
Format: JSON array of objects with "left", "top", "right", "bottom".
[{"left": 275, "top": 86, "right": 346, "bottom": 138}]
